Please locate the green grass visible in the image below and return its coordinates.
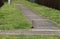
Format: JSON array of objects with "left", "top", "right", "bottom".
[
  {"left": 0, "top": 35, "right": 60, "bottom": 39},
  {"left": 16, "top": 0, "right": 60, "bottom": 25},
  {"left": 0, "top": 2, "right": 31, "bottom": 30}
]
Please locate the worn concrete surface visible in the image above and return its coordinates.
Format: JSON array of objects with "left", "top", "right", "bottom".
[{"left": 17, "top": 4, "right": 60, "bottom": 29}]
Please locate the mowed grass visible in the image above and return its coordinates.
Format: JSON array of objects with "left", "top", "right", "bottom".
[
  {"left": 0, "top": 2, "right": 31, "bottom": 30},
  {"left": 16, "top": 0, "right": 60, "bottom": 25},
  {"left": 0, "top": 35, "right": 60, "bottom": 39}
]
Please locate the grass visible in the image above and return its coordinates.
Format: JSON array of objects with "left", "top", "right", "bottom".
[
  {"left": 16, "top": 0, "right": 60, "bottom": 25},
  {"left": 0, "top": 2, "right": 31, "bottom": 30},
  {"left": 0, "top": 35, "right": 60, "bottom": 39}
]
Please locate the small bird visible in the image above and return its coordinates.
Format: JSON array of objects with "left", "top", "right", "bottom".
[{"left": 31, "top": 26, "right": 34, "bottom": 28}]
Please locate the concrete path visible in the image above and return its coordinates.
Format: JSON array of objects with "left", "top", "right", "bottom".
[
  {"left": 17, "top": 4, "right": 60, "bottom": 29},
  {"left": 0, "top": 29, "right": 60, "bottom": 35}
]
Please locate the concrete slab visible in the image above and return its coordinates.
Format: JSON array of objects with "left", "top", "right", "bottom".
[{"left": 32, "top": 19, "right": 59, "bottom": 29}]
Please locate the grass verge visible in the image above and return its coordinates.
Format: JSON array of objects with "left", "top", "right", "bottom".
[
  {"left": 0, "top": 35, "right": 60, "bottom": 39},
  {"left": 0, "top": 2, "right": 31, "bottom": 30}
]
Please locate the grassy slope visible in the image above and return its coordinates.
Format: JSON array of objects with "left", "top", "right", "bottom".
[
  {"left": 0, "top": 35, "right": 60, "bottom": 39},
  {"left": 16, "top": 0, "right": 60, "bottom": 25},
  {"left": 0, "top": 2, "right": 31, "bottom": 30}
]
